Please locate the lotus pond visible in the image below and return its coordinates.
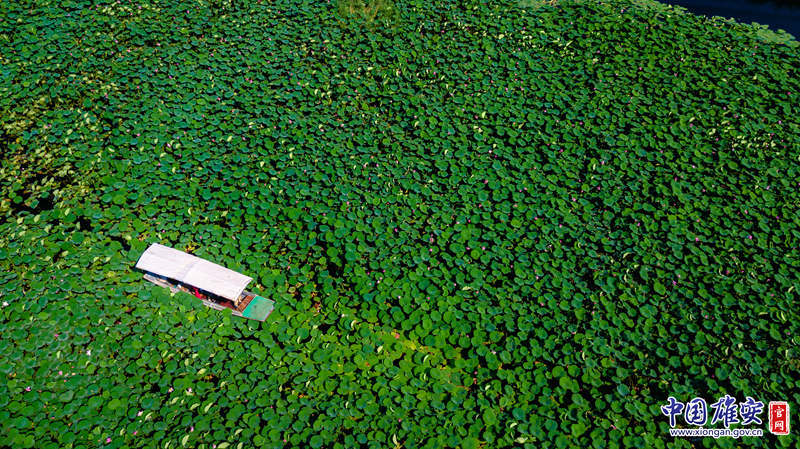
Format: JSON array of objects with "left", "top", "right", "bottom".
[{"left": 1, "top": 0, "right": 799, "bottom": 448}]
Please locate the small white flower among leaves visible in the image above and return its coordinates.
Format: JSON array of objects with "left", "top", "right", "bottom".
[
  {"left": 2, "top": 301, "right": 8, "bottom": 307},
  {"left": 86, "top": 349, "right": 91, "bottom": 356}
]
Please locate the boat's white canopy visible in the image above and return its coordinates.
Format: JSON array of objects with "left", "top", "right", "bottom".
[{"left": 135, "top": 243, "right": 252, "bottom": 302}]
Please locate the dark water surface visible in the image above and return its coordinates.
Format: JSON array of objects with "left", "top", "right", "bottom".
[{"left": 659, "top": 0, "right": 800, "bottom": 39}]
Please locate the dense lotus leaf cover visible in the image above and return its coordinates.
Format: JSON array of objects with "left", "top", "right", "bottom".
[{"left": 1, "top": 0, "right": 799, "bottom": 447}]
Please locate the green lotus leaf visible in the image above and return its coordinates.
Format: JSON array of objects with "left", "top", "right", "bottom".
[{"left": 2, "top": 1, "right": 799, "bottom": 447}]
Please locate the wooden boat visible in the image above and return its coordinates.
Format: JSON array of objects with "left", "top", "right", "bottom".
[{"left": 135, "top": 243, "right": 275, "bottom": 321}]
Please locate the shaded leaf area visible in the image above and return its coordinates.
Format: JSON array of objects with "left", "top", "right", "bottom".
[{"left": 1, "top": 0, "right": 799, "bottom": 448}]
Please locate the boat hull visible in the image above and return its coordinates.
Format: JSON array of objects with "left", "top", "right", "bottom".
[{"left": 142, "top": 273, "right": 274, "bottom": 321}]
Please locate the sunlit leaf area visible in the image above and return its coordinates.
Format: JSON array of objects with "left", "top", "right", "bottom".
[{"left": 1, "top": 0, "right": 799, "bottom": 448}]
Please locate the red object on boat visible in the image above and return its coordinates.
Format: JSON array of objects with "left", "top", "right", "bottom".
[{"left": 193, "top": 287, "right": 203, "bottom": 298}]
